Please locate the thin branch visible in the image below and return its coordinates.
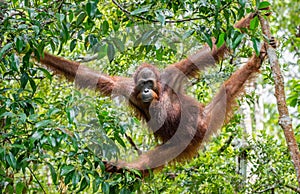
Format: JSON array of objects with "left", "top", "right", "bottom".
[
  {"left": 259, "top": 15, "right": 300, "bottom": 187},
  {"left": 28, "top": 166, "right": 46, "bottom": 194},
  {"left": 218, "top": 135, "right": 234, "bottom": 154},
  {"left": 3, "top": 76, "right": 46, "bottom": 81},
  {"left": 285, "top": 184, "right": 300, "bottom": 193},
  {"left": 125, "top": 133, "right": 142, "bottom": 155},
  {"left": 255, "top": 185, "right": 276, "bottom": 193}
]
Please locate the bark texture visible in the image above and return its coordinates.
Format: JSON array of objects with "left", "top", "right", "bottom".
[{"left": 259, "top": 15, "right": 300, "bottom": 187}]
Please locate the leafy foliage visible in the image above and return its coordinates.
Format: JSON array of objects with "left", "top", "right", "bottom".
[{"left": 0, "top": 0, "right": 299, "bottom": 193}]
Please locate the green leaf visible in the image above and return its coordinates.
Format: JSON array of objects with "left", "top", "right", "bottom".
[
  {"left": 30, "top": 130, "right": 43, "bottom": 144},
  {"left": 64, "top": 170, "right": 74, "bottom": 184},
  {"left": 0, "top": 112, "right": 14, "bottom": 118},
  {"left": 18, "top": 24, "right": 28, "bottom": 30},
  {"left": 107, "top": 43, "right": 115, "bottom": 63},
  {"left": 16, "top": 182, "right": 25, "bottom": 194},
  {"left": 203, "top": 33, "right": 213, "bottom": 49},
  {"left": 86, "top": 2, "right": 97, "bottom": 18},
  {"left": 35, "top": 120, "right": 52, "bottom": 129},
  {"left": 216, "top": 33, "right": 225, "bottom": 48},
  {"left": 32, "top": 25, "right": 40, "bottom": 35},
  {"left": 79, "top": 175, "right": 89, "bottom": 192},
  {"left": 0, "top": 42, "right": 13, "bottom": 58},
  {"left": 155, "top": 11, "right": 165, "bottom": 25},
  {"left": 66, "top": 108, "right": 75, "bottom": 124},
  {"left": 102, "top": 182, "right": 110, "bottom": 194},
  {"left": 114, "top": 133, "right": 126, "bottom": 148},
  {"left": 258, "top": 1, "right": 271, "bottom": 10},
  {"left": 93, "top": 176, "right": 102, "bottom": 193},
  {"left": 15, "top": 37, "right": 24, "bottom": 53},
  {"left": 101, "top": 21, "right": 109, "bottom": 35},
  {"left": 251, "top": 37, "right": 260, "bottom": 56},
  {"left": 70, "top": 39, "right": 77, "bottom": 52},
  {"left": 72, "top": 171, "right": 82, "bottom": 187},
  {"left": 112, "top": 20, "right": 120, "bottom": 31},
  {"left": 37, "top": 67, "right": 52, "bottom": 81},
  {"left": 182, "top": 30, "right": 194, "bottom": 40},
  {"left": 60, "top": 165, "right": 75, "bottom": 176},
  {"left": 250, "top": 16, "right": 259, "bottom": 30},
  {"left": 68, "top": 10, "right": 74, "bottom": 22},
  {"left": 239, "top": 0, "right": 246, "bottom": 8},
  {"left": 232, "top": 33, "right": 245, "bottom": 49},
  {"left": 76, "top": 12, "right": 87, "bottom": 26},
  {"left": 6, "top": 152, "right": 17, "bottom": 169},
  {"left": 112, "top": 38, "right": 125, "bottom": 52},
  {"left": 47, "top": 163, "right": 57, "bottom": 184},
  {"left": 98, "top": 44, "right": 107, "bottom": 59},
  {"left": 141, "top": 30, "right": 156, "bottom": 45},
  {"left": 20, "top": 72, "right": 29, "bottom": 89},
  {"left": 29, "top": 77, "right": 37, "bottom": 94},
  {"left": 10, "top": 54, "right": 19, "bottom": 71},
  {"left": 131, "top": 5, "right": 151, "bottom": 15}
]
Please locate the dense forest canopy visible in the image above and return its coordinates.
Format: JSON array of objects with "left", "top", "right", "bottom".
[{"left": 0, "top": 0, "right": 299, "bottom": 193}]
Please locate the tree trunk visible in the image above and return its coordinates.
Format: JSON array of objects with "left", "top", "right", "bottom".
[{"left": 259, "top": 15, "right": 300, "bottom": 187}]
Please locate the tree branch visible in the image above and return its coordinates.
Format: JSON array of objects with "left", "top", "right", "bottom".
[
  {"left": 28, "top": 166, "right": 46, "bottom": 194},
  {"left": 259, "top": 15, "right": 300, "bottom": 187},
  {"left": 125, "top": 133, "right": 142, "bottom": 155}
]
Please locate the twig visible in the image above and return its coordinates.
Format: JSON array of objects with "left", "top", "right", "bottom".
[
  {"left": 285, "top": 184, "right": 300, "bottom": 193},
  {"left": 255, "top": 185, "right": 276, "bottom": 193},
  {"left": 125, "top": 133, "right": 142, "bottom": 155},
  {"left": 218, "top": 135, "right": 234, "bottom": 154},
  {"left": 3, "top": 76, "right": 46, "bottom": 80},
  {"left": 259, "top": 15, "right": 300, "bottom": 187},
  {"left": 28, "top": 166, "right": 46, "bottom": 194}
]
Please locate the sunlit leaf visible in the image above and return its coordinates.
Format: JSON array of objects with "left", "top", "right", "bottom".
[
  {"left": 20, "top": 72, "right": 29, "bottom": 89},
  {"left": 250, "top": 15, "right": 259, "bottom": 30},
  {"left": 131, "top": 5, "right": 151, "bottom": 15},
  {"left": 107, "top": 43, "right": 115, "bottom": 63},
  {"left": 0, "top": 42, "right": 13, "bottom": 58},
  {"left": 216, "top": 33, "right": 225, "bottom": 48},
  {"left": 112, "top": 38, "right": 125, "bottom": 52},
  {"left": 60, "top": 164, "right": 75, "bottom": 176},
  {"left": 70, "top": 39, "right": 77, "bottom": 52},
  {"left": 72, "top": 171, "right": 82, "bottom": 187},
  {"left": 15, "top": 37, "right": 24, "bottom": 53},
  {"left": 112, "top": 20, "right": 120, "bottom": 31},
  {"left": 101, "top": 21, "right": 109, "bottom": 35},
  {"left": 258, "top": 1, "right": 271, "bottom": 10},
  {"left": 182, "top": 30, "right": 195, "bottom": 40},
  {"left": 79, "top": 175, "right": 89, "bottom": 192},
  {"left": 86, "top": 2, "right": 97, "bottom": 18},
  {"left": 6, "top": 152, "right": 17, "bottom": 169},
  {"left": 155, "top": 11, "right": 165, "bottom": 25},
  {"left": 47, "top": 163, "right": 57, "bottom": 184},
  {"left": 102, "top": 182, "right": 110, "bottom": 194},
  {"left": 93, "top": 176, "right": 102, "bottom": 193},
  {"left": 203, "top": 33, "right": 213, "bottom": 49},
  {"left": 35, "top": 120, "right": 52, "bottom": 129},
  {"left": 16, "top": 182, "right": 25, "bottom": 194},
  {"left": 76, "top": 12, "right": 87, "bottom": 26},
  {"left": 232, "top": 33, "right": 245, "bottom": 49},
  {"left": 251, "top": 37, "right": 260, "bottom": 55}
]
